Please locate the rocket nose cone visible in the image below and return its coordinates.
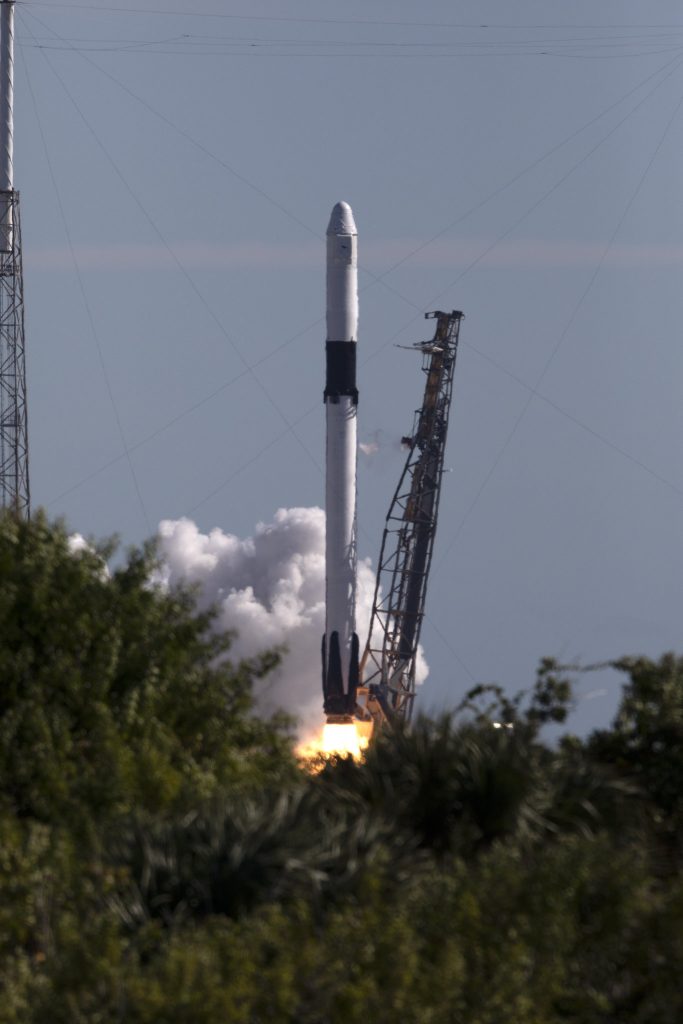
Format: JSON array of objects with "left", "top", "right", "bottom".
[{"left": 327, "top": 201, "right": 357, "bottom": 236}]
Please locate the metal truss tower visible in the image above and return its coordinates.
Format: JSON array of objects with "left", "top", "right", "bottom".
[
  {"left": 0, "top": 0, "right": 28, "bottom": 516},
  {"left": 358, "top": 310, "right": 463, "bottom": 729}
]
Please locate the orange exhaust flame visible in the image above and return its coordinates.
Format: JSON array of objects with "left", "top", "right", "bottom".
[{"left": 297, "top": 722, "right": 369, "bottom": 764}]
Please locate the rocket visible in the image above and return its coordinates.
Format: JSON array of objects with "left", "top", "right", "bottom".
[{"left": 322, "top": 202, "right": 360, "bottom": 723}]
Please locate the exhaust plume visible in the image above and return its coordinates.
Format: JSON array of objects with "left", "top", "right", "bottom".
[{"left": 156, "top": 507, "right": 428, "bottom": 735}]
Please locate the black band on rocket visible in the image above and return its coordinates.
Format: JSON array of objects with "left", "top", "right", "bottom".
[{"left": 324, "top": 341, "right": 358, "bottom": 404}]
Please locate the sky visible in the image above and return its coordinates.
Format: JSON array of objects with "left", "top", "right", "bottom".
[{"left": 14, "top": 0, "right": 683, "bottom": 734}]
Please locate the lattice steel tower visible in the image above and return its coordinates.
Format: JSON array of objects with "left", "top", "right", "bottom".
[
  {"left": 0, "top": 0, "right": 28, "bottom": 516},
  {"left": 358, "top": 310, "right": 463, "bottom": 728}
]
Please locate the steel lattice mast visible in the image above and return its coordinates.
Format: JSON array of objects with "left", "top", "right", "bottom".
[
  {"left": 358, "top": 310, "right": 463, "bottom": 728},
  {"left": 0, "top": 0, "right": 29, "bottom": 516}
]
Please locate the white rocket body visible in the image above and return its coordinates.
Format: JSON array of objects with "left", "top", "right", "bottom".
[{"left": 322, "top": 202, "right": 359, "bottom": 721}]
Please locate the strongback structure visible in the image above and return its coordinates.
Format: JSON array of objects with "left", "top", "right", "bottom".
[
  {"left": 0, "top": 0, "right": 29, "bottom": 516},
  {"left": 358, "top": 310, "right": 463, "bottom": 729}
]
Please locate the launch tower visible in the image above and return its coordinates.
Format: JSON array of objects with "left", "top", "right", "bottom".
[
  {"left": 0, "top": 0, "right": 29, "bottom": 516},
  {"left": 358, "top": 310, "right": 463, "bottom": 728}
]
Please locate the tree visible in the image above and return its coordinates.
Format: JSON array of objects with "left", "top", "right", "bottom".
[
  {"left": 0, "top": 511, "right": 296, "bottom": 832},
  {"left": 587, "top": 653, "right": 683, "bottom": 866},
  {"left": 2, "top": 512, "right": 683, "bottom": 1020},
  {"left": 315, "top": 660, "right": 631, "bottom": 858}
]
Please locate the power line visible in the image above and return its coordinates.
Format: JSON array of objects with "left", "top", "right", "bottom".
[
  {"left": 24, "top": 17, "right": 327, "bottom": 507},
  {"left": 20, "top": 32, "right": 683, "bottom": 48},
  {"left": 18, "top": 39, "right": 683, "bottom": 60},
  {"left": 149, "top": 324, "right": 683, "bottom": 523},
  {"left": 29, "top": 30, "right": 683, "bottom": 514},
  {"left": 23, "top": 9, "right": 485, "bottom": 688},
  {"left": 321, "top": 53, "right": 682, "bottom": 326},
  {"left": 26, "top": 13, "right": 682, "bottom": 331},
  {"left": 436, "top": 65, "right": 683, "bottom": 569},
  {"left": 47, "top": 316, "right": 322, "bottom": 504},
  {"left": 18, "top": 0, "right": 682, "bottom": 707},
  {"left": 20, "top": 8, "right": 329, "bottom": 245},
  {"left": 461, "top": 341, "right": 683, "bottom": 499},
  {"left": 18, "top": 33, "right": 151, "bottom": 532},
  {"left": 17, "top": 4, "right": 683, "bottom": 31},
  {"left": 22, "top": 8, "right": 683, "bottom": 526},
  {"left": 27, "top": 4, "right": 681, "bottom": 280},
  {"left": 361, "top": 52, "right": 683, "bottom": 374},
  {"left": 424, "top": 615, "right": 478, "bottom": 684}
]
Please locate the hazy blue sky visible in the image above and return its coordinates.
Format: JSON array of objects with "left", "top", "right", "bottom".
[{"left": 15, "top": 0, "right": 683, "bottom": 732}]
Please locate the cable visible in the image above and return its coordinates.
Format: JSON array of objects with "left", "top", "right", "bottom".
[
  {"left": 461, "top": 341, "right": 683, "bottom": 498},
  {"left": 194, "top": 326, "right": 683, "bottom": 524},
  {"left": 423, "top": 615, "right": 478, "bottom": 684},
  {"left": 19, "top": 39, "right": 683, "bottom": 59},
  {"left": 24, "top": 18, "right": 327, "bottom": 498},
  {"left": 364, "top": 53, "right": 683, "bottom": 371},
  {"left": 18, "top": 5, "right": 683, "bottom": 31},
  {"left": 17, "top": 36, "right": 683, "bottom": 61},
  {"left": 18, "top": 37, "right": 151, "bottom": 532},
  {"left": 22, "top": 25, "right": 483, "bottom": 692},
  {"left": 24, "top": 14, "right": 683, "bottom": 332},
  {"left": 20, "top": 32, "right": 683, "bottom": 49},
  {"left": 436, "top": 67, "right": 683, "bottom": 569},
  {"left": 352, "top": 52, "right": 683, "bottom": 313},
  {"left": 24, "top": 9, "right": 683, "bottom": 525},
  {"left": 21, "top": 8, "right": 326, "bottom": 242},
  {"left": 36, "top": 43, "right": 683, "bottom": 514},
  {"left": 47, "top": 315, "right": 322, "bottom": 504},
  {"left": 20, "top": 1, "right": 681, "bottom": 707},
  {"left": 23, "top": 9, "right": 683, "bottom": 283},
  {"left": 186, "top": 406, "right": 314, "bottom": 515}
]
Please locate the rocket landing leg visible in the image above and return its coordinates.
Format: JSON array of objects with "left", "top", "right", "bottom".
[{"left": 322, "top": 631, "right": 359, "bottom": 720}]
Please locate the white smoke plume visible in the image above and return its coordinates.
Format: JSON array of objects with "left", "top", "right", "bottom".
[
  {"left": 156, "top": 507, "right": 429, "bottom": 737},
  {"left": 67, "top": 533, "right": 90, "bottom": 555},
  {"left": 68, "top": 533, "right": 111, "bottom": 580},
  {"left": 359, "top": 429, "right": 411, "bottom": 460},
  {"left": 359, "top": 440, "right": 379, "bottom": 457}
]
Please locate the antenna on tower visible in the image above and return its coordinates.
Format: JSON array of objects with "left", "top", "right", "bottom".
[{"left": 0, "top": 0, "right": 29, "bottom": 516}]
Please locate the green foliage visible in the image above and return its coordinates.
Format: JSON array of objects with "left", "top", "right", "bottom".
[
  {"left": 317, "top": 712, "right": 547, "bottom": 855},
  {"left": 314, "top": 660, "right": 634, "bottom": 858},
  {"left": 0, "top": 511, "right": 296, "bottom": 833},
  {"left": 588, "top": 653, "right": 683, "bottom": 860},
  {"left": 106, "top": 786, "right": 416, "bottom": 931},
  {"left": 1, "top": 513, "right": 682, "bottom": 1019}
]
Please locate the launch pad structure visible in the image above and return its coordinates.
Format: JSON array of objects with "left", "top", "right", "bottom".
[
  {"left": 357, "top": 310, "right": 464, "bottom": 731},
  {"left": 318, "top": 202, "right": 463, "bottom": 737},
  {"left": 0, "top": 0, "right": 29, "bottom": 516}
]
